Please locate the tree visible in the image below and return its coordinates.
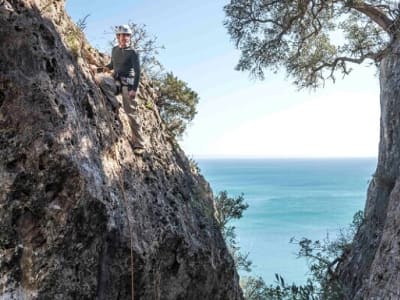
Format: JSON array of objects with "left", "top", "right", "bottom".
[
  {"left": 241, "top": 211, "right": 364, "bottom": 300},
  {"left": 241, "top": 275, "right": 316, "bottom": 300},
  {"left": 214, "top": 191, "right": 249, "bottom": 230},
  {"left": 214, "top": 191, "right": 252, "bottom": 272},
  {"left": 225, "top": 2, "right": 400, "bottom": 298},
  {"left": 224, "top": 0, "right": 399, "bottom": 88},
  {"left": 155, "top": 72, "right": 199, "bottom": 139}
]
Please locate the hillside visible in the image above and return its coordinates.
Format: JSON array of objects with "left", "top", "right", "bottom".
[{"left": 0, "top": 0, "right": 242, "bottom": 299}]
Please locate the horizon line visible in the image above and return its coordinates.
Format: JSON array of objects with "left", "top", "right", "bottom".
[{"left": 190, "top": 155, "right": 378, "bottom": 160}]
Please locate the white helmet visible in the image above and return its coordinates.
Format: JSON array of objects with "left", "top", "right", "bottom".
[{"left": 115, "top": 24, "right": 132, "bottom": 35}]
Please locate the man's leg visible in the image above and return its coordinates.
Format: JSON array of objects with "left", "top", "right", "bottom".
[{"left": 121, "top": 86, "right": 145, "bottom": 149}]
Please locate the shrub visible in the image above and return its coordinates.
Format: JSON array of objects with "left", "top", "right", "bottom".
[
  {"left": 241, "top": 211, "right": 364, "bottom": 300},
  {"left": 214, "top": 191, "right": 251, "bottom": 272},
  {"left": 155, "top": 72, "right": 199, "bottom": 139}
]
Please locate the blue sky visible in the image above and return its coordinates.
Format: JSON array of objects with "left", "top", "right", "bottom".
[{"left": 66, "top": 0, "right": 380, "bottom": 158}]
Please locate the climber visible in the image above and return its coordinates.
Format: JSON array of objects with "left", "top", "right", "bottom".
[{"left": 94, "top": 24, "right": 145, "bottom": 153}]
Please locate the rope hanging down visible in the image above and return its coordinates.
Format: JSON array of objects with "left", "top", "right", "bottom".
[{"left": 116, "top": 169, "right": 135, "bottom": 300}]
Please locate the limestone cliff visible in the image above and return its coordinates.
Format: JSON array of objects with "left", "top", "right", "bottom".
[
  {"left": 0, "top": 0, "right": 242, "bottom": 299},
  {"left": 336, "top": 42, "right": 400, "bottom": 299}
]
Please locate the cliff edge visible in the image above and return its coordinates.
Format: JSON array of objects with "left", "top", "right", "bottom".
[
  {"left": 0, "top": 0, "right": 242, "bottom": 299},
  {"left": 336, "top": 41, "right": 400, "bottom": 299}
]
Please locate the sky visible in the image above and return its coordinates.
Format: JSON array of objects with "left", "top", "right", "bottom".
[{"left": 66, "top": 0, "right": 380, "bottom": 158}]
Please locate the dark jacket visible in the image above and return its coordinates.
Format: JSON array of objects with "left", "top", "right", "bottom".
[{"left": 106, "top": 46, "right": 141, "bottom": 91}]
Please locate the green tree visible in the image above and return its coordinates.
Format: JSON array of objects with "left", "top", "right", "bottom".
[
  {"left": 155, "top": 72, "right": 200, "bottom": 139},
  {"left": 241, "top": 211, "right": 364, "bottom": 300},
  {"left": 214, "top": 191, "right": 249, "bottom": 230},
  {"left": 224, "top": 3, "right": 397, "bottom": 297},
  {"left": 224, "top": 0, "right": 398, "bottom": 88},
  {"left": 241, "top": 275, "right": 316, "bottom": 300},
  {"left": 214, "top": 191, "right": 252, "bottom": 272}
]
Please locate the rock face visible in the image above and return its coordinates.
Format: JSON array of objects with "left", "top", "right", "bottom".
[
  {"left": 0, "top": 0, "right": 242, "bottom": 299},
  {"left": 337, "top": 41, "right": 400, "bottom": 299}
]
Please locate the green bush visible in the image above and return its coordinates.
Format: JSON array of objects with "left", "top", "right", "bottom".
[
  {"left": 214, "top": 191, "right": 251, "bottom": 272},
  {"left": 241, "top": 211, "right": 364, "bottom": 300},
  {"left": 155, "top": 72, "right": 199, "bottom": 139}
]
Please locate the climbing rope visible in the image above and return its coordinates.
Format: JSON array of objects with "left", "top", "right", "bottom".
[
  {"left": 102, "top": 98, "right": 136, "bottom": 300},
  {"left": 95, "top": 74, "right": 137, "bottom": 300},
  {"left": 115, "top": 168, "right": 135, "bottom": 300}
]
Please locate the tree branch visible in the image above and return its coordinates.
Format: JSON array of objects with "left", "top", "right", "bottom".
[
  {"left": 313, "top": 45, "right": 389, "bottom": 74},
  {"left": 348, "top": 1, "right": 393, "bottom": 33}
]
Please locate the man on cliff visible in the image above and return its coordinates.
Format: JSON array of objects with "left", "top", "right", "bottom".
[{"left": 95, "top": 24, "right": 145, "bottom": 153}]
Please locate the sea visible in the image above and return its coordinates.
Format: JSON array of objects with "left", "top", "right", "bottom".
[{"left": 196, "top": 158, "right": 377, "bottom": 285}]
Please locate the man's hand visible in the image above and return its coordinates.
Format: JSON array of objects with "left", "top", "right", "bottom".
[
  {"left": 89, "top": 64, "right": 98, "bottom": 76},
  {"left": 90, "top": 65, "right": 111, "bottom": 74},
  {"left": 103, "top": 66, "right": 111, "bottom": 73},
  {"left": 128, "top": 90, "right": 136, "bottom": 99}
]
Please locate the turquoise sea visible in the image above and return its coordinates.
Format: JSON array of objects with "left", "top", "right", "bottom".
[{"left": 197, "top": 158, "right": 377, "bottom": 285}]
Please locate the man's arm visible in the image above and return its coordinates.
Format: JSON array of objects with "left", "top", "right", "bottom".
[
  {"left": 105, "top": 47, "right": 115, "bottom": 70},
  {"left": 91, "top": 47, "right": 114, "bottom": 75},
  {"left": 105, "top": 61, "right": 113, "bottom": 71},
  {"left": 128, "top": 51, "right": 140, "bottom": 92}
]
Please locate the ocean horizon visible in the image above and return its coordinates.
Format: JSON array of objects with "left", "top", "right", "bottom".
[{"left": 196, "top": 157, "right": 377, "bottom": 285}]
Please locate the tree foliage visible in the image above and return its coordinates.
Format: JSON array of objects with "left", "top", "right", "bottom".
[
  {"left": 214, "top": 191, "right": 252, "bottom": 272},
  {"left": 76, "top": 14, "right": 90, "bottom": 32},
  {"left": 224, "top": 0, "right": 400, "bottom": 88},
  {"left": 242, "top": 275, "right": 316, "bottom": 300},
  {"left": 215, "top": 191, "right": 249, "bottom": 229},
  {"left": 155, "top": 72, "right": 199, "bottom": 139},
  {"left": 241, "top": 210, "right": 364, "bottom": 300}
]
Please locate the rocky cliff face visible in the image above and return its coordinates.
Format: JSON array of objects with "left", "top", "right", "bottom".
[
  {"left": 337, "top": 41, "right": 400, "bottom": 299},
  {"left": 0, "top": 0, "right": 242, "bottom": 299}
]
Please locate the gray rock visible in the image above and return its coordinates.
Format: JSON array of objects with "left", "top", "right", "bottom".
[
  {"left": 0, "top": 1, "right": 242, "bottom": 299},
  {"left": 337, "top": 41, "right": 400, "bottom": 299}
]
